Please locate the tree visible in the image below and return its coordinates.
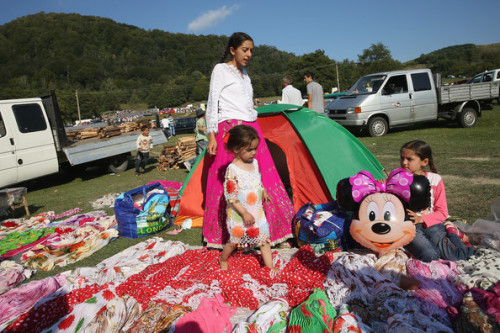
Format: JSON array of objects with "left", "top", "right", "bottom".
[{"left": 357, "top": 43, "right": 402, "bottom": 75}]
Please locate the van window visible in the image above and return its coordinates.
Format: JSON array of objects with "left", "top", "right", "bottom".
[
  {"left": 382, "top": 75, "right": 408, "bottom": 95},
  {"left": 12, "top": 104, "right": 47, "bottom": 133},
  {"left": 483, "top": 72, "right": 493, "bottom": 82},
  {"left": 0, "top": 113, "right": 6, "bottom": 137},
  {"left": 470, "top": 74, "right": 482, "bottom": 83},
  {"left": 411, "top": 73, "right": 432, "bottom": 91}
]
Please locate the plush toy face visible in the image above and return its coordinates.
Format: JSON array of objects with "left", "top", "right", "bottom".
[{"left": 350, "top": 192, "right": 415, "bottom": 254}]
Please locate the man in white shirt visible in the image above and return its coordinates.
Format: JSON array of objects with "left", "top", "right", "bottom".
[
  {"left": 160, "top": 116, "right": 170, "bottom": 138},
  {"left": 280, "top": 76, "right": 304, "bottom": 106}
]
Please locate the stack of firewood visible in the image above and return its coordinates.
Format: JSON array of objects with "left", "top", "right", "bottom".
[
  {"left": 177, "top": 137, "right": 197, "bottom": 162},
  {"left": 119, "top": 122, "right": 139, "bottom": 132},
  {"left": 157, "top": 145, "right": 181, "bottom": 171},
  {"left": 76, "top": 128, "right": 100, "bottom": 140},
  {"left": 98, "top": 126, "right": 122, "bottom": 138}
]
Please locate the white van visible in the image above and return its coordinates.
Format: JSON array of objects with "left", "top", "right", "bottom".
[{"left": 327, "top": 68, "right": 499, "bottom": 136}]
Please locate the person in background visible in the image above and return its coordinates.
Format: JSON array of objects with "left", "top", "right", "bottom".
[
  {"left": 304, "top": 71, "right": 324, "bottom": 113},
  {"left": 135, "top": 125, "right": 153, "bottom": 176},
  {"left": 161, "top": 116, "right": 170, "bottom": 139},
  {"left": 401, "top": 140, "right": 474, "bottom": 262},
  {"left": 167, "top": 115, "right": 176, "bottom": 138},
  {"left": 219, "top": 125, "right": 279, "bottom": 273},
  {"left": 280, "top": 75, "right": 304, "bottom": 106},
  {"left": 204, "top": 32, "right": 294, "bottom": 249},
  {"left": 184, "top": 109, "right": 208, "bottom": 171}
]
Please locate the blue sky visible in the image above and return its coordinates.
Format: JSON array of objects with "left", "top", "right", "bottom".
[{"left": 1, "top": 0, "right": 499, "bottom": 62}]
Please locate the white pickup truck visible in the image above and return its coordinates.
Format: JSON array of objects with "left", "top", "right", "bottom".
[
  {"left": 0, "top": 91, "right": 167, "bottom": 188},
  {"left": 326, "top": 68, "right": 500, "bottom": 136}
]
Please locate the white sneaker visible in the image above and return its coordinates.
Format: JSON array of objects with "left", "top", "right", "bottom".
[{"left": 183, "top": 161, "right": 191, "bottom": 171}]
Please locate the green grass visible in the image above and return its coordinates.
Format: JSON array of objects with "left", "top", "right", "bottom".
[{"left": 8, "top": 105, "right": 500, "bottom": 283}]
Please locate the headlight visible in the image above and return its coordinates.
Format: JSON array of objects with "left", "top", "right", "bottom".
[{"left": 347, "top": 107, "right": 362, "bottom": 113}]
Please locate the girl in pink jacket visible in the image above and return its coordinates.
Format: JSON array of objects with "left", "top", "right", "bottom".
[{"left": 401, "top": 140, "right": 474, "bottom": 262}]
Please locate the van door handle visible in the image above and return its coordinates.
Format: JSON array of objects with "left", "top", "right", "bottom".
[
  {"left": 409, "top": 93, "right": 413, "bottom": 99},
  {"left": 10, "top": 138, "right": 14, "bottom": 145}
]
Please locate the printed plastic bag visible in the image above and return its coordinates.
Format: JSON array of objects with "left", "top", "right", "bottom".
[
  {"left": 292, "top": 201, "right": 351, "bottom": 253},
  {"left": 114, "top": 182, "right": 172, "bottom": 238}
]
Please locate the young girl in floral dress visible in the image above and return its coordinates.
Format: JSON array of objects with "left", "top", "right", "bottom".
[{"left": 219, "top": 125, "right": 278, "bottom": 272}]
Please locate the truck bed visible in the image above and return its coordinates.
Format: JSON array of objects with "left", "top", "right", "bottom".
[
  {"left": 439, "top": 81, "right": 499, "bottom": 104},
  {"left": 62, "top": 129, "right": 167, "bottom": 165}
]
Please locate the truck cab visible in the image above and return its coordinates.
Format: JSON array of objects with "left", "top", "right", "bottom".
[
  {"left": 0, "top": 98, "right": 59, "bottom": 187},
  {"left": 327, "top": 69, "right": 438, "bottom": 137}
]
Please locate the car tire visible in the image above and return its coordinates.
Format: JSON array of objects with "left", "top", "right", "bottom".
[
  {"left": 458, "top": 107, "right": 477, "bottom": 128},
  {"left": 367, "top": 117, "right": 388, "bottom": 137}
]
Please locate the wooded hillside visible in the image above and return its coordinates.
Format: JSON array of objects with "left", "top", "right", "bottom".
[{"left": 1, "top": 12, "right": 498, "bottom": 122}]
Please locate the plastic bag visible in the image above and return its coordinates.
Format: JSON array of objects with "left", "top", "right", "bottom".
[
  {"left": 292, "top": 201, "right": 351, "bottom": 253},
  {"left": 114, "top": 182, "right": 172, "bottom": 238}
]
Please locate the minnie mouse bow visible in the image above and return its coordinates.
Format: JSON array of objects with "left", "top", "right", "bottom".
[{"left": 349, "top": 168, "right": 414, "bottom": 203}]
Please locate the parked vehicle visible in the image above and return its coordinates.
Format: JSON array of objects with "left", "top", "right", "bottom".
[
  {"left": 324, "top": 92, "right": 347, "bottom": 113},
  {"left": 0, "top": 91, "right": 167, "bottom": 188},
  {"left": 468, "top": 69, "right": 500, "bottom": 84},
  {"left": 174, "top": 117, "right": 197, "bottom": 133},
  {"left": 327, "top": 68, "right": 499, "bottom": 137}
]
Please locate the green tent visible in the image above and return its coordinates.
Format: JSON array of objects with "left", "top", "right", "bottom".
[{"left": 174, "top": 104, "right": 384, "bottom": 226}]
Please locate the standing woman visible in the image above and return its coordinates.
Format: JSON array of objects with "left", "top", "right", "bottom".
[{"left": 204, "top": 32, "right": 294, "bottom": 249}]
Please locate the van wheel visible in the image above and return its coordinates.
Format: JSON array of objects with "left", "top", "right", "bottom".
[
  {"left": 108, "top": 153, "right": 129, "bottom": 173},
  {"left": 367, "top": 117, "right": 388, "bottom": 137},
  {"left": 458, "top": 108, "right": 477, "bottom": 128}
]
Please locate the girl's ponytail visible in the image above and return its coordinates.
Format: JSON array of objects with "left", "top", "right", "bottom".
[
  {"left": 219, "top": 48, "right": 230, "bottom": 63},
  {"left": 428, "top": 158, "right": 437, "bottom": 173}
]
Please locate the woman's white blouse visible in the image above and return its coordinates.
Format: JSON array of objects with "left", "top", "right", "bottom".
[{"left": 206, "top": 63, "right": 257, "bottom": 133}]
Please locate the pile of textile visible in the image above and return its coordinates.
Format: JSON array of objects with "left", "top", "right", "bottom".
[
  {"left": 0, "top": 208, "right": 118, "bottom": 271},
  {"left": 1, "top": 233, "right": 499, "bottom": 332}
]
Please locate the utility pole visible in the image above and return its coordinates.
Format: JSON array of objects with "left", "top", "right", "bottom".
[
  {"left": 336, "top": 63, "right": 340, "bottom": 92},
  {"left": 75, "top": 90, "right": 81, "bottom": 124}
]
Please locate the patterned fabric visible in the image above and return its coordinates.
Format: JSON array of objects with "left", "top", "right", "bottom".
[
  {"left": 288, "top": 288, "right": 337, "bottom": 332},
  {"left": 126, "top": 302, "right": 190, "bottom": 332},
  {"left": 203, "top": 119, "right": 294, "bottom": 248},
  {"left": 234, "top": 297, "right": 289, "bottom": 333},
  {"left": 0, "top": 274, "right": 67, "bottom": 331},
  {"left": 406, "top": 258, "right": 465, "bottom": 322},
  {"left": 454, "top": 247, "right": 500, "bottom": 290},
  {"left": 323, "top": 252, "right": 453, "bottom": 332},
  {"left": 224, "top": 159, "right": 270, "bottom": 245},
  {"left": 0, "top": 261, "right": 34, "bottom": 295}
]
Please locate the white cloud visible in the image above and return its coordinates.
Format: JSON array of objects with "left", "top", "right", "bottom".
[{"left": 187, "top": 5, "right": 239, "bottom": 32}]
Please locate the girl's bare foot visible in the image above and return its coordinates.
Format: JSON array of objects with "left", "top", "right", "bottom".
[
  {"left": 219, "top": 257, "right": 229, "bottom": 270},
  {"left": 271, "top": 267, "right": 280, "bottom": 275}
]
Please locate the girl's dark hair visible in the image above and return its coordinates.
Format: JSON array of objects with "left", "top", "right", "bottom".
[
  {"left": 220, "top": 32, "right": 254, "bottom": 63},
  {"left": 336, "top": 174, "right": 431, "bottom": 217},
  {"left": 400, "top": 140, "right": 437, "bottom": 173},
  {"left": 226, "top": 125, "right": 259, "bottom": 152}
]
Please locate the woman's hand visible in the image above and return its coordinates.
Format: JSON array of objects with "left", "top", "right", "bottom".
[
  {"left": 207, "top": 132, "right": 217, "bottom": 155},
  {"left": 407, "top": 209, "right": 424, "bottom": 224}
]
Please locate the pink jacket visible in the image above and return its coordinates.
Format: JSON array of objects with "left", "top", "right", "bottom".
[{"left": 422, "top": 172, "right": 449, "bottom": 227}]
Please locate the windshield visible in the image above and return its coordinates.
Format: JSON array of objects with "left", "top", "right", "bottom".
[{"left": 347, "top": 74, "right": 386, "bottom": 95}]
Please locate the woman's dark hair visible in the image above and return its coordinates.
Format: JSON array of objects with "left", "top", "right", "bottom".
[
  {"left": 400, "top": 140, "right": 437, "bottom": 173},
  {"left": 336, "top": 174, "right": 431, "bottom": 217},
  {"left": 220, "top": 32, "right": 253, "bottom": 63},
  {"left": 226, "top": 125, "right": 259, "bottom": 152}
]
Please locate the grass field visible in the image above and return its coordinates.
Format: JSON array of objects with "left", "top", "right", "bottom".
[{"left": 8, "top": 104, "right": 500, "bottom": 282}]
